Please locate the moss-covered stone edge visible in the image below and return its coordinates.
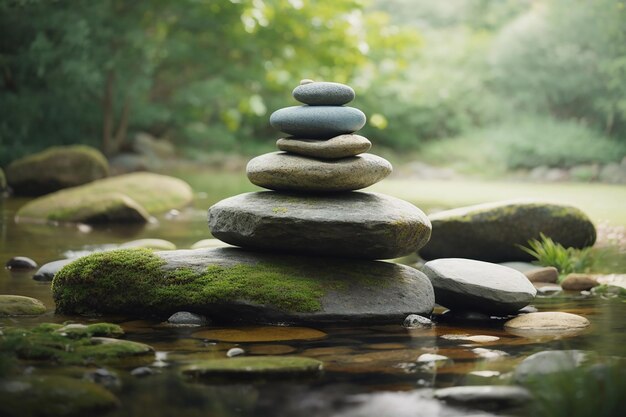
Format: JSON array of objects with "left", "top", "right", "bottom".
[
  {"left": 7, "top": 145, "right": 109, "bottom": 175},
  {"left": 51, "top": 248, "right": 351, "bottom": 315}
]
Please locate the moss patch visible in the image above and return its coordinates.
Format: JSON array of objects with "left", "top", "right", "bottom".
[
  {"left": 53, "top": 249, "right": 327, "bottom": 314},
  {"left": 0, "top": 295, "right": 46, "bottom": 316},
  {"left": 0, "top": 322, "right": 152, "bottom": 365},
  {"left": 181, "top": 356, "right": 323, "bottom": 378},
  {"left": 0, "top": 167, "right": 6, "bottom": 191}
]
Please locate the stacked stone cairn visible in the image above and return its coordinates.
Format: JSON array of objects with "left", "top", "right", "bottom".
[{"left": 207, "top": 80, "right": 436, "bottom": 322}]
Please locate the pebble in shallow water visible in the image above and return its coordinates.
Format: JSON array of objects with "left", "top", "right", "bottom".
[
  {"left": 5, "top": 256, "right": 37, "bottom": 270},
  {"left": 167, "top": 311, "right": 209, "bottom": 327},
  {"left": 226, "top": 347, "right": 245, "bottom": 358},
  {"left": 403, "top": 314, "right": 433, "bottom": 329}
]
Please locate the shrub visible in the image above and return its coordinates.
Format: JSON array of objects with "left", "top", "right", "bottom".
[{"left": 519, "top": 233, "right": 594, "bottom": 281}]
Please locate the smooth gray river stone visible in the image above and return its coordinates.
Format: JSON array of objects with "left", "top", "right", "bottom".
[
  {"left": 208, "top": 191, "right": 432, "bottom": 259},
  {"left": 246, "top": 152, "right": 391, "bottom": 192},
  {"left": 292, "top": 81, "right": 355, "bottom": 105},
  {"left": 269, "top": 106, "right": 366, "bottom": 138}
]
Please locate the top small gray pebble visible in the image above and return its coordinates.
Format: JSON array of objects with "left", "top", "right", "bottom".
[{"left": 293, "top": 81, "right": 355, "bottom": 106}]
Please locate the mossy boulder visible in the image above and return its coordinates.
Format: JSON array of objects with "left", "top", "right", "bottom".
[
  {"left": 0, "top": 295, "right": 46, "bottom": 316},
  {"left": 0, "top": 322, "right": 153, "bottom": 365},
  {"left": 181, "top": 356, "right": 323, "bottom": 379},
  {"left": 16, "top": 172, "right": 193, "bottom": 224},
  {"left": 0, "top": 375, "right": 119, "bottom": 417},
  {"left": 5, "top": 145, "right": 109, "bottom": 196},
  {"left": 52, "top": 247, "right": 435, "bottom": 324},
  {"left": 420, "top": 200, "right": 596, "bottom": 262}
]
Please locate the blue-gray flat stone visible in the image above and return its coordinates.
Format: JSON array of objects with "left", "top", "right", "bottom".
[
  {"left": 292, "top": 81, "right": 355, "bottom": 105},
  {"left": 246, "top": 152, "right": 391, "bottom": 192},
  {"left": 270, "top": 106, "right": 366, "bottom": 138}
]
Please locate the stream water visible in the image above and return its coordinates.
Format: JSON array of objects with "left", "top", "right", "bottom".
[{"left": 1, "top": 192, "right": 625, "bottom": 417}]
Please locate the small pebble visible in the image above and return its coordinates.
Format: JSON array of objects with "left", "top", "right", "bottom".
[
  {"left": 84, "top": 368, "right": 121, "bottom": 389},
  {"left": 403, "top": 314, "right": 433, "bottom": 329},
  {"left": 226, "top": 347, "right": 245, "bottom": 358},
  {"left": 5, "top": 256, "right": 38, "bottom": 270},
  {"left": 300, "top": 79, "right": 315, "bottom": 85},
  {"left": 167, "top": 311, "right": 209, "bottom": 327},
  {"left": 130, "top": 367, "right": 155, "bottom": 378}
]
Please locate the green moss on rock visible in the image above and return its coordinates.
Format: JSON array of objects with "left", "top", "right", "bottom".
[
  {"left": 0, "top": 375, "right": 119, "bottom": 417},
  {"left": 16, "top": 172, "right": 192, "bottom": 224},
  {"left": 0, "top": 295, "right": 46, "bottom": 316},
  {"left": 0, "top": 322, "right": 152, "bottom": 365},
  {"left": 5, "top": 145, "right": 109, "bottom": 196},
  {"left": 53, "top": 249, "right": 325, "bottom": 314},
  {"left": 181, "top": 356, "right": 323, "bottom": 379}
]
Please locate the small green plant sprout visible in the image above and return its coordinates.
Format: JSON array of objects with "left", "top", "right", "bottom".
[{"left": 518, "top": 233, "right": 594, "bottom": 281}]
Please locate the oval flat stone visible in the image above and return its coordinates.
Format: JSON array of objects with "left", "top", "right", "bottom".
[
  {"left": 504, "top": 312, "right": 589, "bottom": 337},
  {"left": 270, "top": 106, "right": 366, "bottom": 138},
  {"left": 246, "top": 152, "right": 391, "bottom": 192},
  {"left": 276, "top": 134, "right": 371, "bottom": 159},
  {"left": 292, "top": 81, "right": 355, "bottom": 105},
  {"left": 208, "top": 192, "right": 431, "bottom": 259},
  {"left": 422, "top": 258, "right": 537, "bottom": 314}
]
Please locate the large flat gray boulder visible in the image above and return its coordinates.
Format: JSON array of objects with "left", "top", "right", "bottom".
[
  {"left": 208, "top": 191, "right": 431, "bottom": 259},
  {"left": 52, "top": 247, "right": 435, "bottom": 324},
  {"left": 420, "top": 200, "right": 596, "bottom": 262}
]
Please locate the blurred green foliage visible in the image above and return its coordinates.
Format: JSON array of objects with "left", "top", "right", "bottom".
[{"left": 1, "top": 0, "right": 625, "bottom": 167}]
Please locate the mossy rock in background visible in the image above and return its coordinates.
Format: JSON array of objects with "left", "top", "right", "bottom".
[
  {"left": 5, "top": 145, "right": 109, "bottom": 196},
  {"left": 420, "top": 200, "right": 596, "bottom": 262},
  {"left": 0, "top": 375, "right": 120, "bottom": 417},
  {"left": 0, "top": 295, "right": 46, "bottom": 316},
  {"left": 16, "top": 172, "right": 193, "bottom": 224},
  {"left": 52, "top": 247, "right": 435, "bottom": 324}
]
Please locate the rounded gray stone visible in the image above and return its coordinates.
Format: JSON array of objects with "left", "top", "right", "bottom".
[
  {"left": 269, "top": 106, "right": 366, "bottom": 138},
  {"left": 420, "top": 200, "right": 597, "bottom": 262},
  {"left": 422, "top": 258, "right": 537, "bottom": 314},
  {"left": 292, "top": 81, "right": 355, "bottom": 105},
  {"left": 208, "top": 191, "right": 431, "bottom": 259},
  {"left": 513, "top": 350, "right": 585, "bottom": 382},
  {"left": 167, "top": 311, "right": 209, "bottom": 326},
  {"left": 246, "top": 152, "right": 391, "bottom": 192},
  {"left": 276, "top": 134, "right": 372, "bottom": 159},
  {"left": 33, "top": 259, "right": 73, "bottom": 281},
  {"left": 434, "top": 385, "right": 532, "bottom": 408}
]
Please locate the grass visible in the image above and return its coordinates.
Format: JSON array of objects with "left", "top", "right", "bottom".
[{"left": 518, "top": 233, "right": 595, "bottom": 280}]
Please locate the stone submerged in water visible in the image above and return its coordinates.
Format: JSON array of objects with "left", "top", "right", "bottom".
[
  {"left": 276, "top": 134, "right": 371, "bottom": 159},
  {"left": 181, "top": 356, "right": 323, "bottom": 379},
  {"left": 422, "top": 258, "right": 537, "bottom": 315},
  {"left": 246, "top": 152, "right": 391, "bottom": 192},
  {"left": 434, "top": 385, "right": 532, "bottom": 409},
  {"left": 420, "top": 200, "right": 597, "bottom": 262},
  {"left": 52, "top": 247, "right": 435, "bottom": 323},
  {"left": 292, "top": 81, "right": 355, "bottom": 106},
  {"left": 208, "top": 191, "right": 431, "bottom": 259},
  {"left": 513, "top": 350, "right": 585, "bottom": 382},
  {"left": 269, "top": 106, "right": 366, "bottom": 138}
]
